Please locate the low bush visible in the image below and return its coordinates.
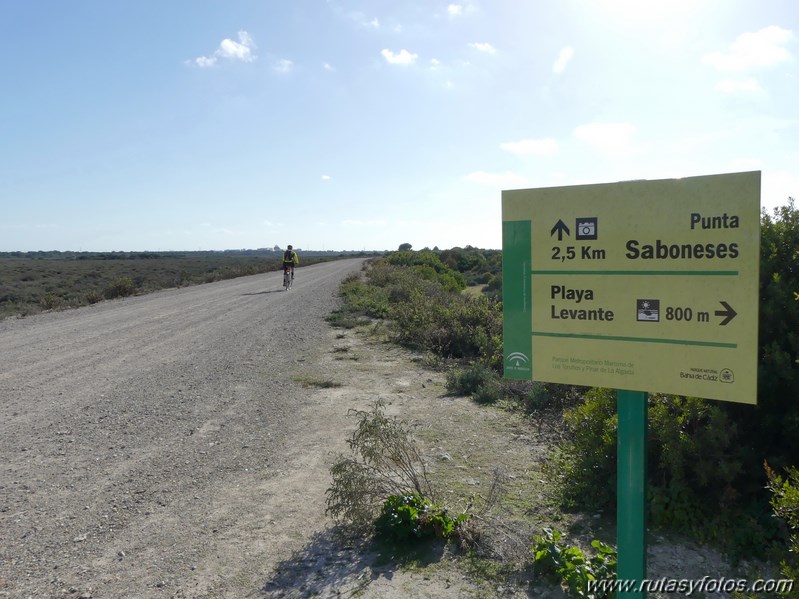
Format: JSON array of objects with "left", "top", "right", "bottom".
[
  {"left": 39, "top": 293, "right": 63, "bottom": 310},
  {"left": 766, "top": 462, "right": 799, "bottom": 589},
  {"left": 546, "top": 389, "right": 781, "bottom": 558},
  {"left": 384, "top": 250, "right": 467, "bottom": 291},
  {"left": 446, "top": 363, "right": 495, "bottom": 396},
  {"left": 103, "top": 276, "right": 135, "bottom": 299},
  {"left": 388, "top": 289, "right": 502, "bottom": 367},
  {"left": 501, "top": 380, "right": 550, "bottom": 413},
  {"left": 85, "top": 290, "right": 104, "bottom": 304},
  {"left": 374, "top": 493, "right": 469, "bottom": 544},
  {"left": 545, "top": 388, "right": 618, "bottom": 512},
  {"left": 340, "top": 275, "right": 390, "bottom": 318},
  {"left": 472, "top": 378, "right": 504, "bottom": 405},
  {"left": 326, "top": 402, "right": 435, "bottom": 530}
]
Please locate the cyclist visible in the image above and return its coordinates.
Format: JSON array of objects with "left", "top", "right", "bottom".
[{"left": 282, "top": 245, "right": 299, "bottom": 281}]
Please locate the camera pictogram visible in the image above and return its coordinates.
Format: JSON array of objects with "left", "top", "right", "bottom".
[{"left": 576, "top": 217, "right": 598, "bottom": 240}]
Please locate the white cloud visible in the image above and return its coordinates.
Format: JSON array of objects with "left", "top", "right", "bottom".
[
  {"left": 368, "top": 18, "right": 380, "bottom": 29},
  {"left": 273, "top": 58, "right": 293, "bottom": 73},
  {"left": 446, "top": 2, "right": 476, "bottom": 18},
  {"left": 218, "top": 32, "right": 255, "bottom": 61},
  {"left": 191, "top": 31, "right": 256, "bottom": 68},
  {"left": 465, "top": 171, "right": 528, "bottom": 187},
  {"left": 500, "top": 138, "right": 559, "bottom": 156},
  {"left": 194, "top": 56, "right": 217, "bottom": 68},
  {"left": 469, "top": 42, "right": 496, "bottom": 54},
  {"left": 321, "top": 175, "right": 332, "bottom": 181},
  {"left": 381, "top": 48, "right": 418, "bottom": 65},
  {"left": 715, "top": 77, "right": 765, "bottom": 95},
  {"left": 703, "top": 26, "right": 794, "bottom": 71},
  {"left": 552, "top": 46, "right": 574, "bottom": 74},
  {"left": 448, "top": 4, "right": 464, "bottom": 16},
  {"left": 323, "top": 62, "right": 335, "bottom": 72},
  {"left": 574, "top": 122, "right": 636, "bottom": 154}
]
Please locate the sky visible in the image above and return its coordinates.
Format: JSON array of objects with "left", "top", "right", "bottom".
[{"left": 1, "top": 0, "right": 797, "bottom": 252}]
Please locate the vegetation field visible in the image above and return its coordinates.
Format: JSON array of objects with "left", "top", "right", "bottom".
[
  {"left": 328, "top": 204, "right": 799, "bottom": 594},
  {"left": 0, "top": 250, "right": 376, "bottom": 321}
]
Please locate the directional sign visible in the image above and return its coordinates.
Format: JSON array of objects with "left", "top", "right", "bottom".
[{"left": 502, "top": 171, "right": 760, "bottom": 404}]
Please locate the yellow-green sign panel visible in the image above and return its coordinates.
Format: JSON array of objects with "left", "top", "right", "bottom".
[{"left": 502, "top": 171, "right": 760, "bottom": 404}]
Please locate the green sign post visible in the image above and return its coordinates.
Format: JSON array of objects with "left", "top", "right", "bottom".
[
  {"left": 502, "top": 172, "right": 760, "bottom": 596},
  {"left": 617, "top": 390, "right": 647, "bottom": 596}
]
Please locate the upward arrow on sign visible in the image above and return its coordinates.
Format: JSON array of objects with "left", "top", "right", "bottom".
[{"left": 550, "top": 219, "right": 570, "bottom": 241}]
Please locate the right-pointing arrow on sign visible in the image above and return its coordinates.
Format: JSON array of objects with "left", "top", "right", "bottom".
[{"left": 715, "top": 301, "right": 737, "bottom": 326}]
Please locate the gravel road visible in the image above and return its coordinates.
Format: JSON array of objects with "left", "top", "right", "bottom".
[{"left": 0, "top": 259, "right": 366, "bottom": 598}]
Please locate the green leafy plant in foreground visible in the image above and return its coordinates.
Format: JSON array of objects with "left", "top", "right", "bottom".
[
  {"left": 532, "top": 528, "right": 617, "bottom": 599},
  {"left": 375, "top": 493, "right": 469, "bottom": 543}
]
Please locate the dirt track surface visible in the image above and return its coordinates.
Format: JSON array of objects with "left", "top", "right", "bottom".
[{"left": 1, "top": 259, "right": 379, "bottom": 598}]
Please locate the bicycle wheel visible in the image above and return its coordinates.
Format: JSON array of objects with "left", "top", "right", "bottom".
[{"left": 283, "top": 270, "right": 291, "bottom": 290}]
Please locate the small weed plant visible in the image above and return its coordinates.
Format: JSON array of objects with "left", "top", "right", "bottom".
[{"left": 531, "top": 528, "right": 617, "bottom": 599}]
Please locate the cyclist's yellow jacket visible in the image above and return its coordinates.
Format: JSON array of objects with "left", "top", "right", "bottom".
[{"left": 282, "top": 250, "right": 299, "bottom": 266}]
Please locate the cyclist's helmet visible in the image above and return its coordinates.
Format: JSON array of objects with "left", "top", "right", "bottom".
[{"left": 287, "top": 245, "right": 293, "bottom": 250}]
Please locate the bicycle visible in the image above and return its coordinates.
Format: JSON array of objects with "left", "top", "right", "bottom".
[{"left": 282, "top": 266, "right": 293, "bottom": 291}]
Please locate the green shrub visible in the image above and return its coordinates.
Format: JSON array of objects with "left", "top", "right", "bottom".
[
  {"left": 374, "top": 493, "right": 469, "bottom": 543},
  {"left": 85, "top": 290, "right": 104, "bottom": 304},
  {"left": 722, "top": 199, "right": 799, "bottom": 475},
  {"left": 501, "top": 380, "right": 550, "bottom": 413},
  {"left": 446, "top": 363, "right": 495, "bottom": 396},
  {"left": 326, "top": 402, "right": 435, "bottom": 529},
  {"left": 384, "top": 250, "right": 467, "bottom": 291},
  {"left": 447, "top": 367, "right": 551, "bottom": 411},
  {"left": 340, "top": 276, "right": 390, "bottom": 318},
  {"left": 647, "top": 395, "right": 742, "bottom": 533},
  {"left": 531, "top": 528, "right": 617, "bottom": 599},
  {"left": 472, "top": 378, "right": 503, "bottom": 404},
  {"left": 40, "top": 293, "right": 63, "bottom": 310},
  {"left": 548, "top": 389, "right": 778, "bottom": 557},
  {"left": 766, "top": 463, "right": 799, "bottom": 592},
  {"left": 103, "top": 276, "right": 135, "bottom": 299},
  {"left": 388, "top": 288, "right": 501, "bottom": 366},
  {"left": 546, "top": 388, "right": 618, "bottom": 511}
]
